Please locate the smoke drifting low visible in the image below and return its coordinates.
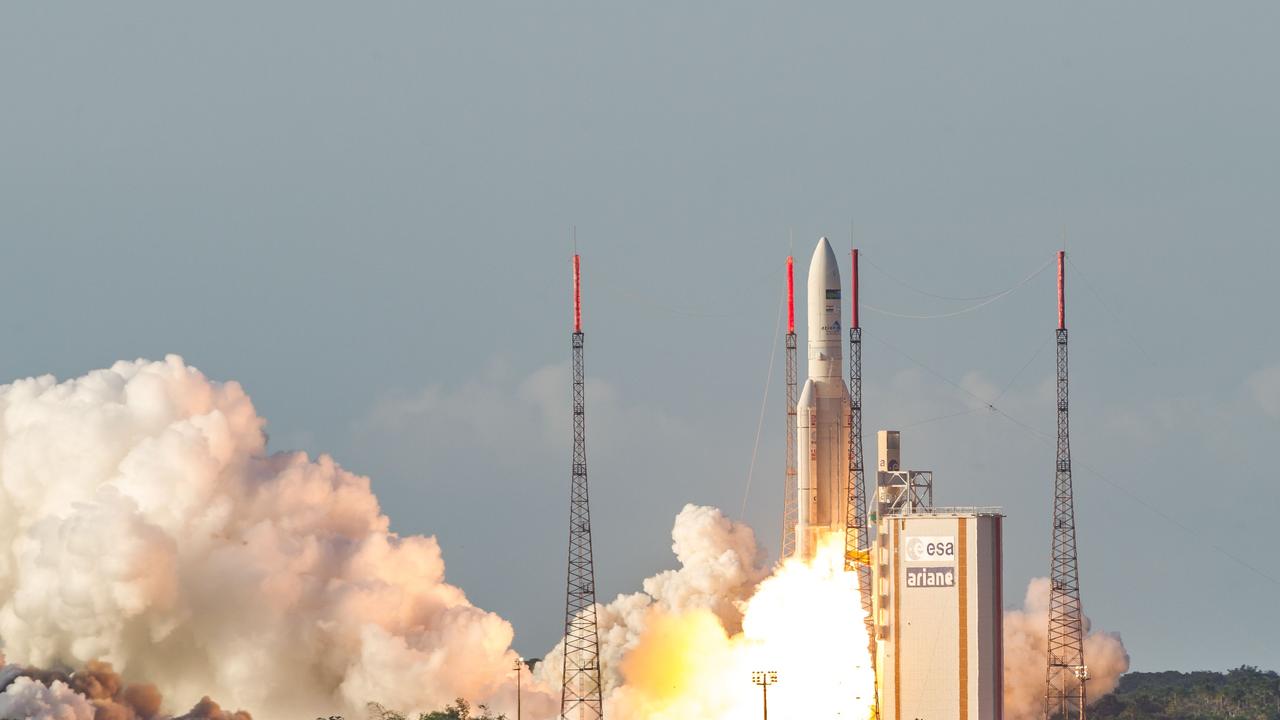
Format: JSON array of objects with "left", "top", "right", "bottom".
[
  {"left": 539, "top": 507, "right": 877, "bottom": 719},
  {"left": 0, "top": 358, "right": 1128, "bottom": 719},
  {"left": 0, "top": 357, "right": 543, "bottom": 719},
  {"left": 0, "top": 658, "right": 246, "bottom": 720},
  {"left": 1003, "top": 578, "right": 1130, "bottom": 720},
  {"left": 541, "top": 508, "right": 1128, "bottom": 720},
  {"left": 537, "top": 505, "right": 769, "bottom": 699}
]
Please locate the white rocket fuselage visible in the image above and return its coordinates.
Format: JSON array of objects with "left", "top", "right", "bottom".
[{"left": 796, "top": 237, "right": 851, "bottom": 561}]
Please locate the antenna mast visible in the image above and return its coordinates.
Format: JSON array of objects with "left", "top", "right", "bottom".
[
  {"left": 1046, "top": 250, "right": 1088, "bottom": 720},
  {"left": 562, "top": 252, "right": 603, "bottom": 720},
  {"left": 782, "top": 255, "right": 798, "bottom": 559},
  {"left": 844, "top": 249, "right": 875, "bottom": 671}
]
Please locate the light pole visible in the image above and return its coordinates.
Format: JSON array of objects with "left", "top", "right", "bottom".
[
  {"left": 513, "top": 658, "right": 523, "bottom": 720},
  {"left": 1074, "top": 665, "right": 1090, "bottom": 720},
  {"left": 751, "top": 671, "right": 778, "bottom": 720}
]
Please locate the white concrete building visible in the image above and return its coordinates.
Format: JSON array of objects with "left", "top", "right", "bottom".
[
  {"left": 874, "top": 510, "right": 1004, "bottom": 720},
  {"left": 871, "top": 432, "right": 1004, "bottom": 720}
]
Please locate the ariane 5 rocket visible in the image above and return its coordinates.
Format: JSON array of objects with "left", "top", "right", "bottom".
[{"left": 796, "top": 237, "right": 851, "bottom": 561}]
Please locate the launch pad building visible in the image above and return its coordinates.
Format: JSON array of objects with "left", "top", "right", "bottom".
[
  {"left": 872, "top": 431, "right": 1005, "bottom": 720},
  {"left": 784, "top": 238, "right": 1007, "bottom": 719}
]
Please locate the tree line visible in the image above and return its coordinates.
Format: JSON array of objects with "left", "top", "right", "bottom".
[
  {"left": 1092, "top": 666, "right": 1280, "bottom": 720},
  {"left": 317, "top": 698, "right": 506, "bottom": 720}
]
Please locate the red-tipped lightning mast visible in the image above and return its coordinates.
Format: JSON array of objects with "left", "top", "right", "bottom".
[
  {"left": 562, "top": 251, "right": 603, "bottom": 720},
  {"left": 787, "top": 256, "right": 796, "bottom": 334},
  {"left": 1057, "top": 250, "right": 1066, "bottom": 331},
  {"left": 844, "top": 248, "right": 874, "bottom": 681},
  {"left": 1046, "top": 249, "right": 1087, "bottom": 720},
  {"left": 850, "top": 248, "right": 860, "bottom": 329},
  {"left": 781, "top": 256, "right": 799, "bottom": 559},
  {"left": 573, "top": 254, "right": 583, "bottom": 333}
]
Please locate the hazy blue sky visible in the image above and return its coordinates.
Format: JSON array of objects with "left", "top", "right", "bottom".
[{"left": 2, "top": 3, "right": 1277, "bottom": 672}]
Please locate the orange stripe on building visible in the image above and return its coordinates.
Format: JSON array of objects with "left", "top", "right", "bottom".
[
  {"left": 995, "top": 517, "right": 1004, "bottom": 720},
  {"left": 893, "top": 519, "right": 902, "bottom": 720},
  {"left": 958, "top": 518, "right": 969, "bottom": 720}
]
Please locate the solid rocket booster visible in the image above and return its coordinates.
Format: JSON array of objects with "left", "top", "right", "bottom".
[{"left": 795, "top": 237, "right": 851, "bottom": 561}]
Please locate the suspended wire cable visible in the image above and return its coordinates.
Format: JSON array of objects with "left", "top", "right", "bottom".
[
  {"left": 862, "top": 253, "right": 1024, "bottom": 302},
  {"left": 870, "top": 324, "right": 1280, "bottom": 588},
  {"left": 991, "top": 409, "right": 1280, "bottom": 588},
  {"left": 903, "top": 408, "right": 979, "bottom": 429},
  {"left": 609, "top": 240, "right": 1268, "bottom": 585},
  {"left": 784, "top": 244, "right": 1273, "bottom": 588},
  {"left": 1073, "top": 457, "right": 1279, "bottom": 586},
  {"left": 1067, "top": 256, "right": 1156, "bottom": 366},
  {"left": 862, "top": 258, "right": 1054, "bottom": 320},
  {"left": 846, "top": 410, "right": 978, "bottom": 450},
  {"left": 864, "top": 330, "right": 995, "bottom": 409},
  {"left": 889, "top": 408, "right": 980, "bottom": 433},
  {"left": 740, "top": 284, "right": 785, "bottom": 520},
  {"left": 993, "top": 336, "right": 1053, "bottom": 405}
]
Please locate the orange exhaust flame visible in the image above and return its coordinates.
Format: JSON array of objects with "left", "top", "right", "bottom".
[{"left": 607, "top": 532, "right": 876, "bottom": 720}]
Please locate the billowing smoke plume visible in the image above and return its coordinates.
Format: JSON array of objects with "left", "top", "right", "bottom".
[
  {"left": 0, "top": 357, "right": 553, "bottom": 720},
  {"left": 537, "top": 504, "right": 769, "bottom": 698},
  {"left": 538, "top": 508, "right": 1128, "bottom": 720},
  {"left": 0, "top": 657, "right": 245, "bottom": 720},
  {"left": 1002, "top": 577, "right": 1130, "bottom": 720},
  {"left": 539, "top": 506, "right": 876, "bottom": 719},
  {"left": 0, "top": 357, "right": 1130, "bottom": 720},
  {"left": 0, "top": 676, "right": 95, "bottom": 720}
]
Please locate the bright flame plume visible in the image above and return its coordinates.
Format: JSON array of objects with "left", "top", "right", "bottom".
[{"left": 606, "top": 531, "right": 876, "bottom": 720}]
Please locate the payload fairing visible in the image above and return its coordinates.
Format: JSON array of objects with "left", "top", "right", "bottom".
[{"left": 795, "top": 237, "right": 851, "bottom": 560}]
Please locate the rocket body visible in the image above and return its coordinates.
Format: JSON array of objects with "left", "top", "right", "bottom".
[{"left": 795, "top": 237, "right": 851, "bottom": 561}]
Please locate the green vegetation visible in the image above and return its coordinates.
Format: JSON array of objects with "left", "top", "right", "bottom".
[
  {"left": 331, "top": 698, "right": 506, "bottom": 720},
  {"left": 1093, "top": 667, "right": 1280, "bottom": 720},
  {"left": 417, "top": 699, "right": 506, "bottom": 720},
  {"left": 328, "top": 668, "right": 1280, "bottom": 720}
]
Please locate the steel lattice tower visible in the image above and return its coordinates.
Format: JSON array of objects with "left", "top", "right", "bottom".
[
  {"left": 562, "top": 253, "right": 603, "bottom": 720},
  {"left": 843, "top": 249, "right": 875, "bottom": 671},
  {"left": 1046, "top": 250, "right": 1088, "bottom": 720},
  {"left": 782, "top": 256, "right": 799, "bottom": 560}
]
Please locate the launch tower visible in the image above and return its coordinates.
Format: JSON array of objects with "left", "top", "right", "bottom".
[
  {"left": 561, "top": 253, "right": 604, "bottom": 720},
  {"left": 843, "top": 249, "right": 875, "bottom": 671},
  {"left": 782, "top": 255, "right": 799, "bottom": 559},
  {"left": 1046, "top": 251, "right": 1088, "bottom": 720}
]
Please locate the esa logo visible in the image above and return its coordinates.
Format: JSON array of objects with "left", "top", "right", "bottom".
[{"left": 904, "top": 536, "right": 955, "bottom": 563}]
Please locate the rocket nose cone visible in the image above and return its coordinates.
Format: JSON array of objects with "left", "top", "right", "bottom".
[{"left": 809, "top": 236, "right": 840, "bottom": 285}]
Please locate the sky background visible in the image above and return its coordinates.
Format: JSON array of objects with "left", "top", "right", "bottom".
[{"left": 2, "top": 2, "right": 1277, "bottom": 673}]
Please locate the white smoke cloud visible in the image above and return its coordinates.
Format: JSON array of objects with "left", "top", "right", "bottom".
[
  {"left": 535, "top": 510, "right": 875, "bottom": 720},
  {"left": 537, "top": 509, "right": 1134, "bottom": 720},
  {"left": 1002, "top": 577, "right": 1130, "bottom": 720},
  {"left": 0, "top": 676, "right": 95, "bottom": 720},
  {"left": 536, "top": 505, "right": 768, "bottom": 697},
  {"left": 0, "top": 356, "right": 553, "bottom": 720},
  {"left": 0, "top": 657, "right": 250, "bottom": 720},
  {"left": 0, "top": 357, "right": 1138, "bottom": 720}
]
